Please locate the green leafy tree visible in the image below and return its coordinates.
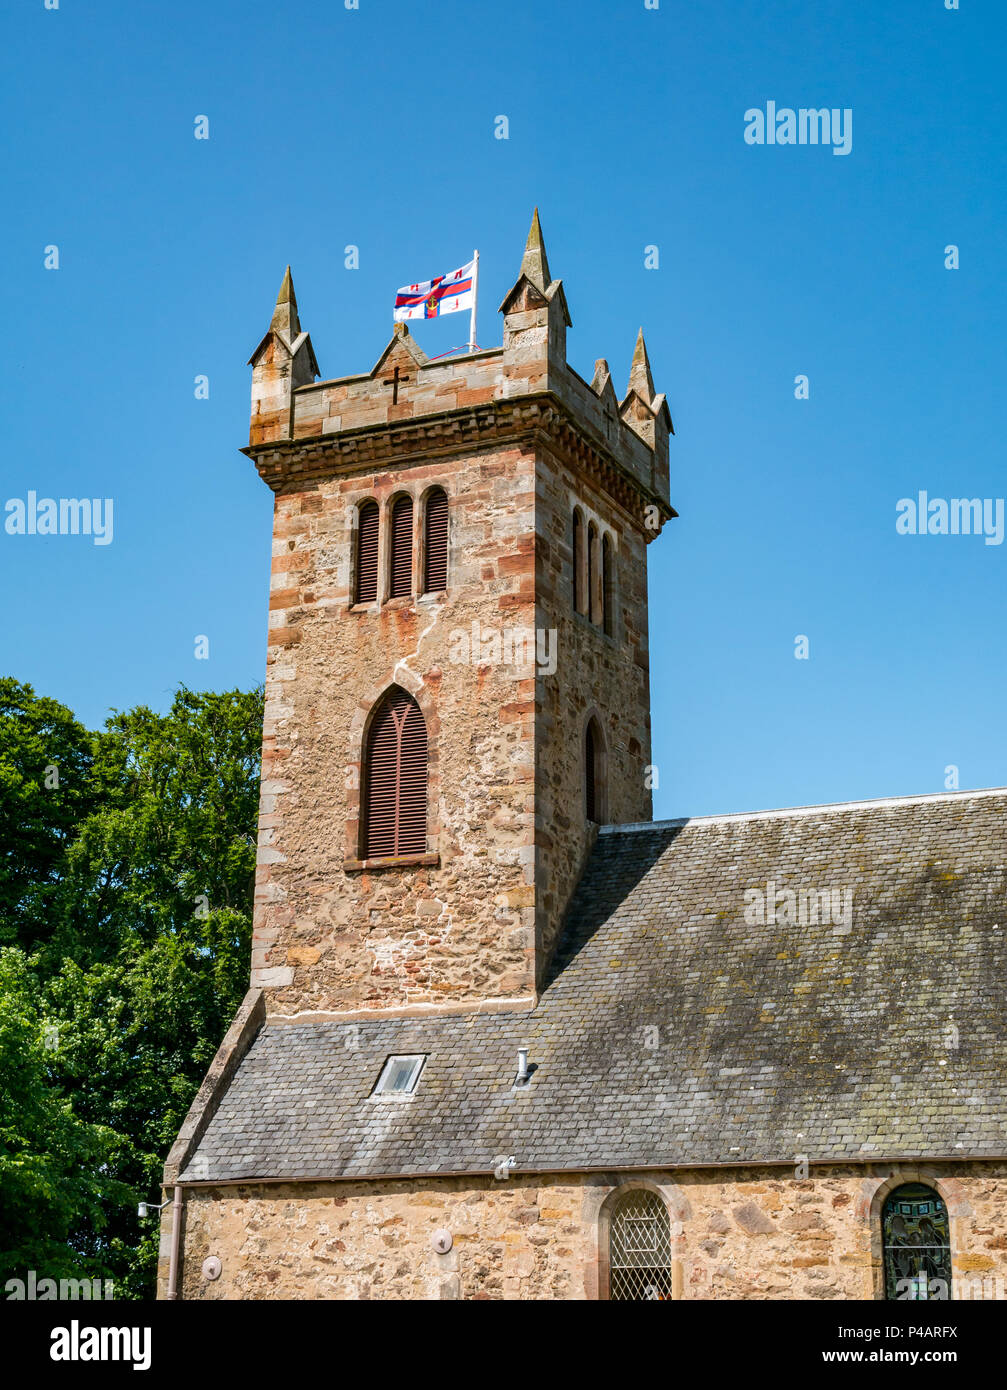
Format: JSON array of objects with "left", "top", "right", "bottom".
[
  {"left": 46, "top": 686, "right": 261, "bottom": 971},
  {"left": 0, "top": 678, "right": 95, "bottom": 953},
  {"left": 0, "top": 683, "right": 262, "bottom": 1297},
  {"left": 0, "top": 947, "right": 125, "bottom": 1284}
]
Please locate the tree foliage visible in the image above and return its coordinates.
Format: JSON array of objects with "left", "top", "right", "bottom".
[
  {"left": 0, "top": 681, "right": 262, "bottom": 1297},
  {"left": 0, "top": 948, "right": 126, "bottom": 1280},
  {"left": 0, "top": 678, "right": 95, "bottom": 953}
]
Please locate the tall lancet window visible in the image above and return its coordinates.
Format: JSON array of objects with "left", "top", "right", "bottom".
[
  {"left": 389, "top": 495, "right": 414, "bottom": 599},
  {"left": 883, "top": 1184, "right": 952, "bottom": 1301},
  {"left": 423, "top": 488, "right": 448, "bottom": 593},
  {"left": 573, "top": 508, "right": 586, "bottom": 615},
  {"left": 585, "top": 717, "right": 606, "bottom": 823},
  {"left": 602, "top": 534, "right": 614, "bottom": 636},
  {"left": 587, "top": 521, "right": 598, "bottom": 624},
  {"left": 355, "top": 501, "right": 379, "bottom": 604},
  {"left": 362, "top": 688, "right": 428, "bottom": 859}
]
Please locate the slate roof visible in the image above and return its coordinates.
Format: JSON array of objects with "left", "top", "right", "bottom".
[{"left": 181, "top": 789, "right": 1007, "bottom": 1181}]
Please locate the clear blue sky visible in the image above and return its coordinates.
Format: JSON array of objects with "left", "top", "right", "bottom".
[{"left": 4, "top": 0, "right": 1005, "bottom": 819}]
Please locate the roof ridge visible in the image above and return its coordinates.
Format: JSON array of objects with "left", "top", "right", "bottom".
[{"left": 600, "top": 784, "right": 1007, "bottom": 834}]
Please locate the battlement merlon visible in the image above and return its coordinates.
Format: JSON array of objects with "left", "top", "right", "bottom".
[{"left": 244, "top": 212, "right": 675, "bottom": 533}]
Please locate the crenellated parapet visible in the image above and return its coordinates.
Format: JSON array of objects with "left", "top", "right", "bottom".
[{"left": 245, "top": 211, "right": 675, "bottom": 532}]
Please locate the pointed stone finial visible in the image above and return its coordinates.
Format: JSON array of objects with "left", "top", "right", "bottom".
[
  {"left": 627, "top": 327, "right": 655, "bottom": 404},
  {"left": 590, "top": 358, "right": 611, "bottom": 393},
  {"left": 520, "top": 207, "right": 551, "bottom": 293},
  {"left": 269, "top": 265, "right": 301, "bottom": 341}
]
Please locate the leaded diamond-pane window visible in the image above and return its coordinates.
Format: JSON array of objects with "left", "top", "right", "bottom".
[
  {"left": 609, "top": 1190, "right": 672, "bottom": 1301},
  {"left": 883, "top": 1183, "right": 952, "bottom": 1301}
]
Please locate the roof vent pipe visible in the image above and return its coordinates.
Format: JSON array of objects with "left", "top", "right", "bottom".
[{"left": 516, "top": 1048, "right": 529, "bottom": 1084}]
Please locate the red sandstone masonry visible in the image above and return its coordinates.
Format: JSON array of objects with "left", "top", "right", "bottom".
[
  {"left": 242, "top": 222, "right": 672, "bottom": 1018},
  {"left": 251, "top": 449, "right": 539, "bottom": 1014}
]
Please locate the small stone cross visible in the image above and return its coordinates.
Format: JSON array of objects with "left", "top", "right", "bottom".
[{"left": 382, "top": 365, "right": 410, "bottom": 403}]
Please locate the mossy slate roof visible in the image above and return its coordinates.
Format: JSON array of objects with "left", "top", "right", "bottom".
[{"left": 182, "top": 790, "right": 1007, "bottom": 1181}]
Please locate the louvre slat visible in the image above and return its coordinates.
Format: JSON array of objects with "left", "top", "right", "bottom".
[
  {"left": 356, "top": 501, "right": 379, "bottom": 603},
  {"left": 363, "top": 688, "right": 427, "bottom": 858},
  {"left": 423, "top": 488, "right": 448, "bottom": 593},
  {"left": 389, "top": 496, "right": 413, "bottom": 599}
]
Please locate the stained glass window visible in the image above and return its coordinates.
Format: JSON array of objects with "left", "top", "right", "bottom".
[
  {"left": 882, "top": 1183, "right": 952, "bottom": 1301},
  {"left": 609, "top": 1189, "right": 672, "bottom": 1301}
]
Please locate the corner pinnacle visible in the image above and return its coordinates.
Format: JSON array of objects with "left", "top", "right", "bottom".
[
  {"left": 520, "top": 207, "right": 552, "bottom": 293},
  {"left": 627, "top": 327, "right": 655, "bottom": 404},
  {"left": 270, "top": 265, "right": 301, "bottom": 339}
]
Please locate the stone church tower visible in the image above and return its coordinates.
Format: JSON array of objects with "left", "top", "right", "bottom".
[
  {"left": 161, "top": 213, "right": 1005, "bottom": 1303},
  {"left": 243, "top": 210, "right": 674, "bottom": 1021}
]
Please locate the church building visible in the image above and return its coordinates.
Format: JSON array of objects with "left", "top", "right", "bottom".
[{"left": 159, "top": 213, "right": 1007, "bottom": 1300}]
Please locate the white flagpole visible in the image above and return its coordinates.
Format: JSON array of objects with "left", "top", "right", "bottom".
[{"left": 468, "top": 249, "right": 479, "bottom": 352}]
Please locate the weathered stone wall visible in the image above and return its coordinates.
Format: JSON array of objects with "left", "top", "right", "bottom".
[
  {"left": 253, "top": 441, "right": 540, "bottom": 1017},
  {"left": 253, "top": 413, "right": 661, "bottom": 1015},
  {"left": 174, "top": 1163, "right": 1007, "bottom": 1300},
  {"left": 533, "top": 448, "right": 654, "bottom": 977}
]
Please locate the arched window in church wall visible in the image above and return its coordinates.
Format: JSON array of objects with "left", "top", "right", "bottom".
[
  {"left": 362, "top": 687, "right": 428, "bottom": 859},
  {"left": 587, "top": 522, "right": 598, "bottom": 625},
  {"left": 355, "top": 500, "right": 379, "bottom": 604},
  {"left": 573, "top": 508, "right": 586, "bottom": 615},
  {"left": 608, "top": 1189, "right": 672, "bottom": 1301},
  {"left": 389, "top": 495, "right": 414, "bottom": 599},
  {"left": 585, "top": 716, "right": 606, "bottom": 823},
  {"left": 882, "top": 1184, "right": 952, "bottom": 1301},
  {"left": 602, "top": 533, "right": 614, "bottom": 637},
  {"left": 423, "top": 487, "right": 448, "bottom": 594}
]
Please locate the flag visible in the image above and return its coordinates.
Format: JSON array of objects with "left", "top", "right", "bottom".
[{"left": 394, "top": 259, "right": 475, "bottom": 322}]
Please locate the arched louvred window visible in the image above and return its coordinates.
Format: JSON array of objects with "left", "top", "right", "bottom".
[
  {"left": 389, "top": 495, "right": 414, "bottom": 599},
  {"left": 572, "top": 509, "right": 585, "bottom": 614},
  {"left": 423, "top": 488, "right": 448, "bottom": 593},
  {"left": 883, "top": 1184, "right": 952, "bottom": 1301},
  {"left": 363, "top": 688, "right": 428, "bottom": 859},
  {"left": 602, "top": 534, "right": 614, "bottom": 637},
  {"left": 609, "top": 1190, "right": 672, "bottom": 1301},
  {"left": 585, "top": 718, "right": 603, "bottom": 822},
  {"left": 587, "top": 522, "right": 598, "bottom": 624},
  {"left": 355, "top": 501, "right": 379, "bottom": 604}
]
